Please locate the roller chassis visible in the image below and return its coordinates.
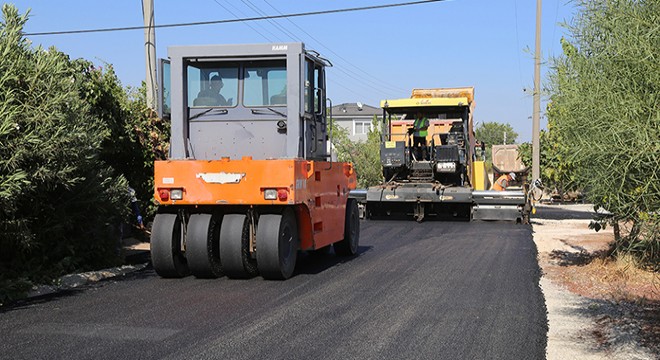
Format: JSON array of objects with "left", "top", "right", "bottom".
[
  {"left": 152, "top": 201, "right": 361, "bottom": 280},
  {"left": 150, "top": 43, "right": 360, "bottom": 280}
]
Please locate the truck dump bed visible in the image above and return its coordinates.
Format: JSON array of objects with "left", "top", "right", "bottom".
[
  {"left": 491, "top": 144, "right": 529, "bottom": 185},
  {"left": 411, "top": 87, "right": 475, "bottom": 103}
]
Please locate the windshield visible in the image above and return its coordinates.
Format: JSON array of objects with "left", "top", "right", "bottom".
[
  {"left": 244, "top": 60, "right": 286, "bottom": 107},
  {"left": 187, "top": 62, "right": 239, "bottom": 107}
]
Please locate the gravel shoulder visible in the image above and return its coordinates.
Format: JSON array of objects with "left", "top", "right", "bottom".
[{"left": 533, "top": 203, "right": 658, "bottom": 360}]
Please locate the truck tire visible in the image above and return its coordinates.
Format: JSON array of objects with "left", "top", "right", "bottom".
[
  {"left": 335, "top": 199, "right": 359, "bottom": 256},
  {"left": 186, "top": 213, "right": 223, "bottom": 278},
  {"left": 151, "top": 213, "right": 190, "bottom": 278},
  {"left": 256, "top": 208, "right": 298, "bottom": 280},
  {"left": 219, "top": 214, "right": 258, "bottom": 278}
]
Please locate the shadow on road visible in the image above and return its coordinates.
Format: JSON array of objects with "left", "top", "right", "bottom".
[
  {"left": 0, "top": 263, "right": 157, "bottom": 314},
  {"left": 124, "top": 249, "right": 151, "bottom": 265},
  {"left": 293, "top": 245, "right": 373, "bottom": 276},
  {"left": 532, "top": 204, "right": 599, "bottom": 221},
  {"left": 123, "top": 245, "right": 373, "bottom": 281},
  {"left": 0, "top": 288, "right": 87, "bottom": 314},
  {"left": 366, "top": 212, "right": 471, "bottom": 222}
]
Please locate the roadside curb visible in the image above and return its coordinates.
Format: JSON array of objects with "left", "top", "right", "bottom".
[{"left": 26, "top": 263, "right": 149, "bottom": 299}]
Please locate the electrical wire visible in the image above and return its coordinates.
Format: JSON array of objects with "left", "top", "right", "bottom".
[
  {"left": 240, "top": 0, "right": 302, "bottom": 42},
  {"left": 212, "top": 0, "right": 275, "bottom": 42},
  {"left": 327, "top": 78, "right": 369, "bottom": 99},
  {"left": 25, "top": 0, "right": 447, "bottom": 36},
  {"left": 222, "top": 2, "right": 370, "bottom": 97},
  {"left": 234, "top": 0, "right": 407, "bottom": 100},
  {"left": 551, "top": 0, "right": 561, "bottom": 56},
  {"left": 513, "top": 0, "right": 524, "bottom": 91},
  {"left": 213, "top": 0, "right": 409, "bottom": 101},
  {"left": 260, "top": 0, "right": 408, "bottom": 95}
]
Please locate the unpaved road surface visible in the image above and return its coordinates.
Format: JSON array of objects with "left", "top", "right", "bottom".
[
  {"left": 533, "top": 204, "right": 657, "bottom": 360},
  {"left": 0, "top": 220, "right": 546, "bottom": 359}
]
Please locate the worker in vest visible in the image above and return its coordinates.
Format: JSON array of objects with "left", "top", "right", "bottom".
[
  {"left": 411, "top": 112, "right": 429, "bottom": 160},
  {"left": 492, "top": 172, "right": 516, "bottom": 191}
]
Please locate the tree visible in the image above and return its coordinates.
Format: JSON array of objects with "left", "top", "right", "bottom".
[
  {"left": 518, "top": 117, "right": 578, "bottom": 197},
  {"left": 546, "top": 0, "right": 659, "bottom": 268},
  {"left": 331, "top": 115, "right": 383, "bottom": 188},
  {"left": 474, "top": 121, "right": 519, "bottom": 172},
  {"left": 475, "top": 121, "right": 518, "bottom": 148},
  {"left": 0, "top": 5, "right": 170, "bottom": 302}
]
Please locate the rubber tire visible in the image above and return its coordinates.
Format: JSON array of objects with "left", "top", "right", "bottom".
[
  {"left": 335, "top": 199, "right": 360, "bottom": 256},
  {"left": 186, "top": 213, "right": 223, "bottom": 278},
  {"left": 151, "top": 213, "right": 190, "bottom": 278},
  {"left": 256, "top": 208, "right": 299, "bottom": 280},
  {"left": 219, "top": 214, "right": 258, "bottom": 279}
]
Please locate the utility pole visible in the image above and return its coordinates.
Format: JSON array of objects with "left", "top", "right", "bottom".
[
  {"left": 532, "top": 0, "right": 542, "bottom": 181},
  {"left": 143, "top": 0, "right": 157, "bottom": 111}
]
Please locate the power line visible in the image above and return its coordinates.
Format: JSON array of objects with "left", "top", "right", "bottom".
[
  {"left": 259, "top": 0, "right": 408, "bottom": 94},
  {"left": 513, "top": 0, "right": 524, "bottom": 91},
  {"left": 212, "top": 0, "right": 275, "bottom": 42},
  {"left": 226, "top": 1, "right": 395, "bottom": 101},
  {"left": 216, "top": 0, "right": 408, "bottom": 100},
  {"left": 240, "top": 0, "right": 302, "bottom": 42},
  {"left": 234, "top": 1, "right": 399, "bottom": 99},
  {"left": 25, "top": 0, "right": 447, "bottom": 36},
  {"left": 551, "top": 0, "right": 561, "bottom": 56}
]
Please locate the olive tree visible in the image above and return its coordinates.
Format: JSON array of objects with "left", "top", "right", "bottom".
[{"left": 547, "top": 0, "right": 659, "bottom": 267}]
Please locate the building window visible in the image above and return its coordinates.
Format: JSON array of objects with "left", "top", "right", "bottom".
[{"left": 353, "top": 120, "right": 373, "bottom": 135}]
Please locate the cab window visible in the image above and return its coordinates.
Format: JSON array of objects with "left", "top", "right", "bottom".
[
  {"left": 243, "top": 60, "right": 287, "bottom": 107},
  {"left": 187, "top": 62, "right": 238, "bottom": 107}
]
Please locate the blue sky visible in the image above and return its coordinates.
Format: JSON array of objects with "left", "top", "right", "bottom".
[{"left": 9, "top": 0, "right": 576, "bottom": 142}]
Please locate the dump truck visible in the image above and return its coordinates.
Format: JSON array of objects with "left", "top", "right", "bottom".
[
  {"left": 363, "top": 87, "right": 530, "bottom": 222},
  {"left": 491, "top": 144, "right": 529, "bottom": 186},
  {"left": 151, "top": 43, "right": 359, "bottom": 280}
]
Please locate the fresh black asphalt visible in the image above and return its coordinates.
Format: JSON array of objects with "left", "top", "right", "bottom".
[{"left": 0, "top": 220, "right": 547, "bottom": 359}]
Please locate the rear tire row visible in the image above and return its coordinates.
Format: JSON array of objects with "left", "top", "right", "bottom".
[{"left": 150, "top": 202, "right": 359, "bottom": 280}]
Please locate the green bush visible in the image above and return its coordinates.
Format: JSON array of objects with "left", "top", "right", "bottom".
[
  {"left": 76, "top": 62, "right": 169, "bottom": 225},
  {"left": 0, "top": 5, "right": 166, "bottom": 303},
  {"left": 518, "top": 122, "right": 578, "bottom": 195},
  {"left": 331, "top": 115, "right": 383, "bottom": 188}
]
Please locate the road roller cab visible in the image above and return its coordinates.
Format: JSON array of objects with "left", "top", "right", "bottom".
[{"left": 152, "top": 43, "right": 359, "bottom": 280}]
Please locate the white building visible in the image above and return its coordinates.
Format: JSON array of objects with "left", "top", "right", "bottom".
[{"left": 330, "top": 102, "right": 382, "bottom": 142}]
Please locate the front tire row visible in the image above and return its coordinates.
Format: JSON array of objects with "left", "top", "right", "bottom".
[{"left": 150, "top": 204, "right": 359, "bottom": 280}]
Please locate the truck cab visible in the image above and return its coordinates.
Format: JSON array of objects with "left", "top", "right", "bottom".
[{"left": 160, "top": 43, "right": 331, "bottom": 161}]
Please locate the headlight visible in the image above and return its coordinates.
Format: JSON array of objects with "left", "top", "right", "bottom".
[
  {"left": 264, "top": 189, "right": 278, "bottom": 200},
  {"left": 436, "top": 162, "right": 457, "bottom": 173},
  {"left": 170, "top": 188, "right": 184, "bottom": 200}
]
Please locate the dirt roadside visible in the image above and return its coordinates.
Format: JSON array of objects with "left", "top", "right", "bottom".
[{"left": 533, "top": 203, "right": 659, "bottom": 360}]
